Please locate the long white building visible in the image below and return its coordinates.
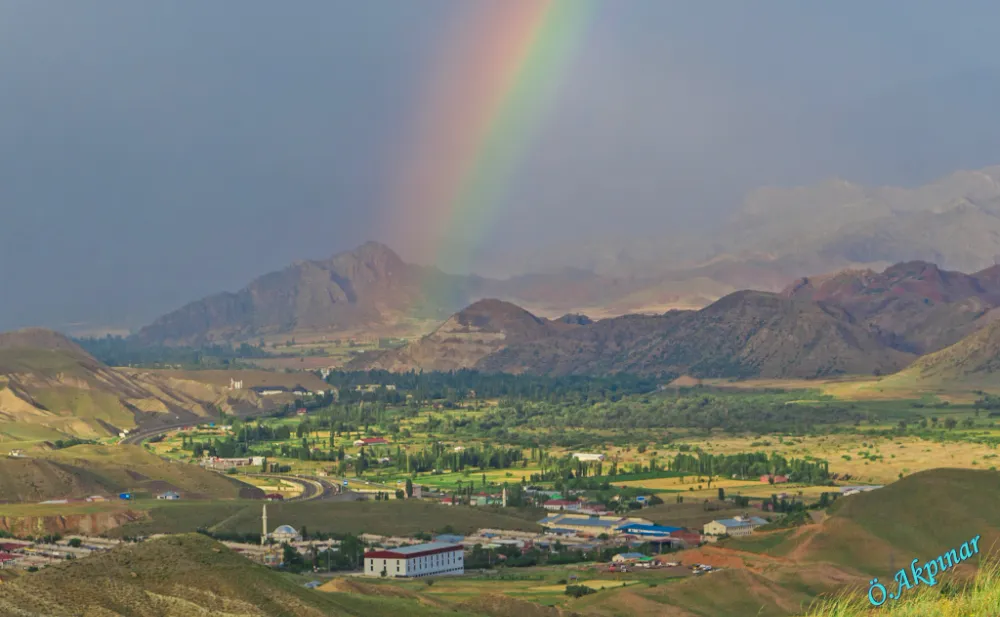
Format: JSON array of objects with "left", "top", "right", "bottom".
[{"left": 363, "top": 542, "right": 464, "bottom": 578}]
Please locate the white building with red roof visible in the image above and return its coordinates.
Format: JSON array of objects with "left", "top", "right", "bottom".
[{"left": 363, "top": 542, "right": 464, "bottom": 578}]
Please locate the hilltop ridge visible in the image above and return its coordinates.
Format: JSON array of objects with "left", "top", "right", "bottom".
[
  {"left": 0, "top": 327, "right": 237, "bottom": 439},
  {"left": 353, "top": 299, "right": 570, "bottom": 372}
]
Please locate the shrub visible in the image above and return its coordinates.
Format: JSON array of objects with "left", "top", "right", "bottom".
[{"left": 565, "top": 584, "right": 596, "bottom": 598}]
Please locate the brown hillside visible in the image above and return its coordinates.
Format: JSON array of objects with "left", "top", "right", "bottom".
[
  {"left": 479, "top": 291, "right": 912, "bottom": 378},
  {"left": 881, "top": 318, "right": 1000, "bottom": 386},
  {"left": 0, "top": 328, "right": 234, "bottom": 439},
  {"left": 354, "top": 299, "right": 564, "bottom": 372},
  {"left": 0, "top": 328, "right": 93, "bottom": 360},
  {"left": 783, "top": 260, "right": 1000, "bottom": 354},
  {"left": 0, "top": 445, "right": 250, "bottom": 502},
  {"left": 136, "top": 241, "right": 490, "bottom": 345}
]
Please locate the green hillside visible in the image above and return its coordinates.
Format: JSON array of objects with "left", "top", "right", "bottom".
[
  {"left": 802, "top": 562, "right": 999, "bottom": 617},
  {"left": 880, "top": 319, "right": 1000, "bottom": 389},
  {"left": 0, "top": 444, "right": 253, "bottom": 502},
  {"left": 110, "top": 499, "right": 544, "bottom": 538},
  {"left": 731, "top": 468, "right": 1000, "bottom": 575}
]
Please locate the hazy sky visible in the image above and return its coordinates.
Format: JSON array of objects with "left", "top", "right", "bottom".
[{"left": 3, "top": 0, "right": 1000, "bottom": 331}]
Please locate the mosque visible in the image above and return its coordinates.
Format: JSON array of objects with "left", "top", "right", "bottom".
[{"left": 261, "top": 504, "right": 303, "bottom": 545}]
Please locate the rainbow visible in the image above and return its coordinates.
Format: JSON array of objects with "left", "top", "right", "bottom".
[{"left": 386, "top": 0, "right": 598, "bottom": 291}]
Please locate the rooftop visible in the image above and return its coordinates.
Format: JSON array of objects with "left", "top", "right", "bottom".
[
  {"left": 365, "top": 542, "right": 463, "bottom": 559},
  {"left": 715, "top": 516, "right": 768, "bottom": 528},
  {"left": 617, "top": 523, "right": 683, "bottom": 534}
]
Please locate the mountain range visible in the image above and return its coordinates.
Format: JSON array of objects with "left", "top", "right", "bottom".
[
  {"left": 134, "top": 165, "right": 1000, "bottom": 345},
  {"left": 354, "top": 259, "right": 1000, "bottom": 381}
]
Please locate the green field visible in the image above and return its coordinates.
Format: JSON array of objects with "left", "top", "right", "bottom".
[{"left": 107, "top": 499, "right": 546, "bottom": 538}]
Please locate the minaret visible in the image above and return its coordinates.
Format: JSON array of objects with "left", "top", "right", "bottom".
[
  {"left": 502, "top": 486, "right": 508, "bottom": 508},
  {"left": 261, "top": 503, "right": 268, "bottom": 546}
]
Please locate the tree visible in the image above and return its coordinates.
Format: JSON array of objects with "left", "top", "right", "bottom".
[
  {"left": 68, "top": 538, "right": 83, "bottom": 548},
  {"left": 944, "top": 418, "right": 958, "bottom": 430},
  {"left": 717, "top": 487, "right": 726, "bottom": 501},
  {"left": 405, "top": 478, "right": 414, "bottom": 498}
]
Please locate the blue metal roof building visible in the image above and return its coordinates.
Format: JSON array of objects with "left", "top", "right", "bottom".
[{"left": 617, "top": 523, "right": 682, "bottom": 536}]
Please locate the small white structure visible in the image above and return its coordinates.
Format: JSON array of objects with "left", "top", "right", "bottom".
[
  {"left": 157, "top": 491, "right": 181, "bottom": 500},
  {"left": 572, "top": 453, "right": 605, "bottom": 462},
  {"left": 229, "top": 378, "right": 244, "bottom": 390},
  {"left": 271, "top": 525, "right": 302, "bottom": 544},
  {"left": 260, "top": 504, "right": 304, "bottom": 545},
  {"left": 364, "top": 542, "right": 464, "bottom": 578},
  {"left": 840, "top": 485, "right": 883, "bottom": 496}
]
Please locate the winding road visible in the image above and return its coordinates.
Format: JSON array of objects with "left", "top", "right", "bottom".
[{"left": 121, "top": 423, "right": 345, "bottom": 502}]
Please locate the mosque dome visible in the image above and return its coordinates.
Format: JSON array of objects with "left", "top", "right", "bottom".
[{"left": 274, "top": 525, "right": 298, "bottom": 535}]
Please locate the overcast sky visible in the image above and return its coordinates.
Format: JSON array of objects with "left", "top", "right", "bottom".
[{"left": 3, "top": 0, "right": 1000, "bottom": 332}]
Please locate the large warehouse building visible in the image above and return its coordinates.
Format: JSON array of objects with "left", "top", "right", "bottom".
[{"left": 363, "top": 542, "right": 464, "bottom": 578}]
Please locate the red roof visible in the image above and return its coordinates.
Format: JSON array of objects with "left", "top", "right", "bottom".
[
  {"left": 365, "top": 544, "right": 463, "bottom": 559},
  {"left": 0, "top": 552, "right": 16, "bottom": 562},
  {"left": 361, "top": 437, "right": 388, "bottom": 444},
  {"left": 0, "top": 543, "right": 26, "bottom": 552},
  {"left": 544, "top": 499, "right": 578, "bottom": 506}
]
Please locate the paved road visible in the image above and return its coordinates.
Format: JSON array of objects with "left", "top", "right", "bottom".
[
  {"left": 120, "top": 423, "right": 353, "bottom": 502},
  {"left": 120, "top": 422, "right": 191, "bottom": 445}
]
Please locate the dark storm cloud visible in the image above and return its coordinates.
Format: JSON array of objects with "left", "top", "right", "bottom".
[{"left": 2, "top": 1, "right": 1000, "bottom": 328}]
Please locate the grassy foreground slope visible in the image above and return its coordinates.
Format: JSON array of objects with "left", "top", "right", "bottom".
[
  {"left": 750, "top": 469, "right": 1000, "bottom": 575},
  {"left": 0, "top": 534, "right": 472, "bottom": 617},
  {"left": 803, "top": 562, "right": 999, "bottom": 617}
]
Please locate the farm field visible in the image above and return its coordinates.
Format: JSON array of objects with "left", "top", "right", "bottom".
[
  {"left": 105, "top": 499, "right": 547, "bottom": 538},
  {"left": 354, "top": 564, "right": 689, "bottom": 609},
  {"left": 677, "top": 433, "right": 1000, "bottom": 484}
]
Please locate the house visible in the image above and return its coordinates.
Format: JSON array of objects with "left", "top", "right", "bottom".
[
  {"left": 440, "top": 496, "right": 456, "bottom": 506},
  {"left": 543, "top": 499, "right": 580, "bottom": 511},
  {"left": 572, "top": 453, "right": 605, "bottom": 462},
  {"left": 703, "top": 516, "right": 769, "bottom": 538},
  {"left": 7, "top": 449, "right": 25, "bottom": 458},
  {"left": 296, "top": 408, "right": 307, "bottom": 416},
  {"left": 354, "top": 437, "right": 389, "bottom": 447},
  {"left": 157, "top": 491, "right": 181, "bottom": 500},
  {"left": 202, "top": 456, "right": 257, "bottom": 470},
  {"left": 669, "top": 529, "right": 703, "bottom": 548},
  {"left": 85, "top": 495, "right": 106, "bottom": 503},
  {"left": 760, "top": 475, "right": 789, "bottom": 484},
  {"left": 364, "top": 542, "right": 464, "bottom": 578},
  {"left": 0, "top": 552, "right": 17, "bottom": 568},
  {"left": 612, "top": 552, "right": 645, "bottom": 563}
]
